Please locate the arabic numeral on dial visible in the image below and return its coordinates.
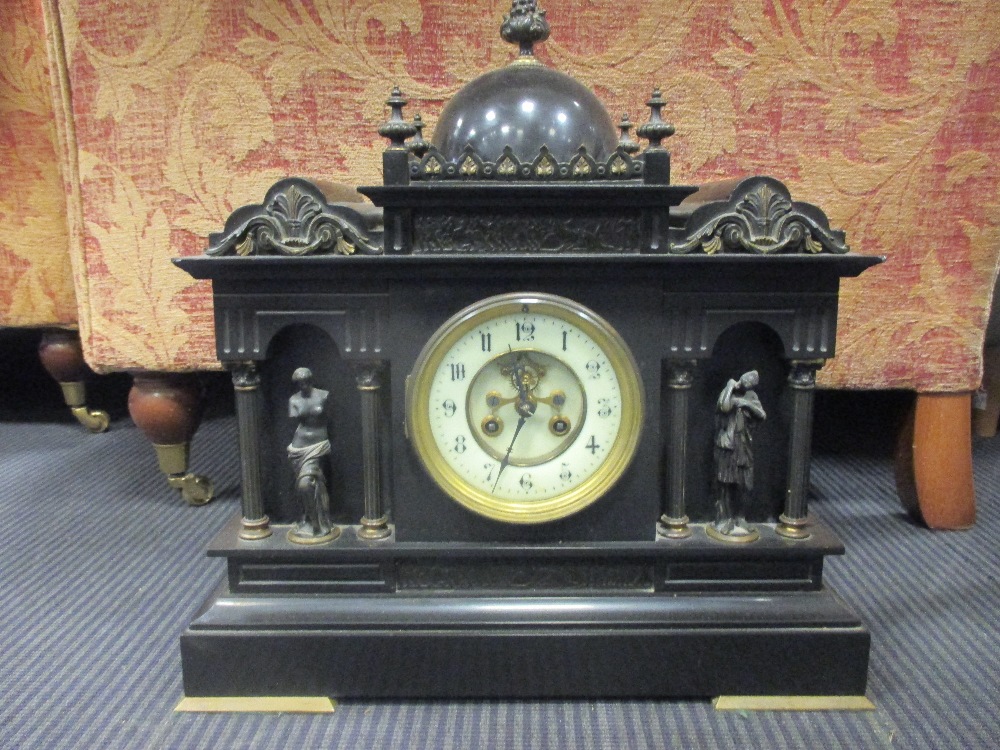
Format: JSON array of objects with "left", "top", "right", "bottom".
[
  {"left": 585, "top": 360, "right": 602, "bottom": 379},
  {"left": 441, "top": 399, "right": 457, "bottom": 417},
  {"left": 597, "top": 398, "right": 613, "bottom": 418},
  {"left": 586, "top": 436, "right": 601, "bottom": 455},
  {"left": 519, "top": 474, "right": 533, "bottom": 490},
  {"left": 516, "top": 321, "right": 535, "bottom": 342},
  {"left": 559, "top": 463, "right": 573, "bottom": 482},
  {"left": 453, "top": 436, "right": 467, "bottom": 454}
]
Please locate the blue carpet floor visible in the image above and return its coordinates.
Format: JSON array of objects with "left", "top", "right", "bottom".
[{"left": 1, "top": 391, "right": 997, "bottom": 749}]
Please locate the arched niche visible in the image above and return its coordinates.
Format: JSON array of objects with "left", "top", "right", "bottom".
[
  {"left": 259, "top": 323, "right": 365, "bottom": 524},
  {"left": 683, "top": 321, "right": 791, "bottom": 523}
]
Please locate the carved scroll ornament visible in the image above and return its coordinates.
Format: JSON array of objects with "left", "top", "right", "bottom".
[
  {"left": 669, "top": 176, "right": 849, "bottom": 255},
  {"left": 207, "top": 178, "right": 383, "bottom": 257}
]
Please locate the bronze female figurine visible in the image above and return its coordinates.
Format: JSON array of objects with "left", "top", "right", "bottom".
[
  {"left": 287, "top": 367, "right": 339, "bottom": 544},
  {"left": 708, "top": 370, "right": 766, "bottom": 543}
]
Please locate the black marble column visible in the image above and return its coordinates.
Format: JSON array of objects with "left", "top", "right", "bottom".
[
  {"left": 777, "top": 360, "right": 823, "bottom": 540},
  {"left": 658, "top": 360, "right": 696, "bottom": 539},
  {"left": 232, "top": 362, "right": 271, "bottom": 540},
  {"left": 355, "top": 363, "right": 391, "bottom": 540}
]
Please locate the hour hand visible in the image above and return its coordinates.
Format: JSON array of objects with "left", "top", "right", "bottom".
[{"left": 512, "top": 360, "right": 538, "bottom": 416}]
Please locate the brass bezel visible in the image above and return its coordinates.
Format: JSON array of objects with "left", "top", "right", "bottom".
[{"left": 406, "top": 292, "right": 644, "bottom": 524}]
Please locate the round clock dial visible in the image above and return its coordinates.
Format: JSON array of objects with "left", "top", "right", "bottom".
[{"left": 406, "top": 293, "right": 644, "bottom": 523}]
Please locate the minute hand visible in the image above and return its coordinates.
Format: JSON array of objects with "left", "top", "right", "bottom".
[{"left": 492, "top": 414, "right": 527, "bottom": 493}]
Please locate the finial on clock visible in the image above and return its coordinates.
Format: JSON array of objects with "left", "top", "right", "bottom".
[
  {"left": 378, "top": 87, "right": 417, "bottom": 149},
  {"left": 500, "top": 0, "right": 550, "bottom": 60},
  {"left": 617, "top": 114, "right": 641, "bottom": 155},
  {"left": 637, "top": 88, "right": 676, "bottom": 150},
  {"left": 409, "top": 114, "right": 429, "bottom": 158}
]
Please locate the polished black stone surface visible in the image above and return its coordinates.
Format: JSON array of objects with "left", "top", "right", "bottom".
[
  {"left": 175, "top": 172, "right": 880, "bottom": 699},
  {"left": 431, "top": 62, "right": 618, "bottom": 163},
  {"left": 180, "top": 513, "right": 869, "bottom": 698}
]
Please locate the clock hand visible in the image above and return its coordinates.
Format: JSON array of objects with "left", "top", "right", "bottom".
[
  {"left": 493, "top": 362, "right": 538, "bottom": 493},
  {"left": 513, "top": 359, "right": 529, "bottom": 402},
  {"left": 492, "top": 413, "right": 527, "bottom": 493}
]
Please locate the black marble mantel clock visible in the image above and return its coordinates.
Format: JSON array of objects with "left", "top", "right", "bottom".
[{"left": 176, "top": 2, "right": 881, "bottom": 700}]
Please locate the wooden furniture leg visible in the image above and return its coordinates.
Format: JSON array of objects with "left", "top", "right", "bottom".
[
  {"left": 973, "top": 346, "right": 1000, "bottom": 438},
  {"left": 37, "top": 329, "right": 110, "bottom": 433},
  {"left": 128, "top": 372, "right": 214, "bottom": 506},
  {"left": 895, "top": 392, "right": 976, "bottom": 529}
]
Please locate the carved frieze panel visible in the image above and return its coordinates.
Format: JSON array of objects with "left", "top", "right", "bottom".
[
  {"left": 397, "top": 559, "right": 651, "bottom": 591},
  {"left": 412, "top": 213, "right": 643, "bottom": 254}
]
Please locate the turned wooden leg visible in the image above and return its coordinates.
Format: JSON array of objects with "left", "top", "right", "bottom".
[
  {"left": 128, "top": 372, "right": 214, "bottom": 506},
  {"left": 973, "top": 346, "right": 1000, "bottom": 438},
  {"left": 37, "top": 329, "right": 110, "bottom": 433},
  {"left": 895, "top": 392, "right": 976, "bottom": 529}
]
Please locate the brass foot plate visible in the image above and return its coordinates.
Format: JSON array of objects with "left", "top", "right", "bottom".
[
  {"left": 175, "top": 697, "right": 336, "bottom": 713},
  {"left": 714, "top": 695, "right": 875, "bottom": 711}
]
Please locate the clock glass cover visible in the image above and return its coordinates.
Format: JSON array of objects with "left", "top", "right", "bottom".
[{"left": 406, "top": 293, "right": 644, "bottom": 523}]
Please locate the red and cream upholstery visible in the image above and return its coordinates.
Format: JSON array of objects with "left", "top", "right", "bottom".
[
  {"left": 9, "top": 0, "right": 999, "bottom": 524},
  {"left": 1, "top": 0, "right": 106, "bottom": 432}
]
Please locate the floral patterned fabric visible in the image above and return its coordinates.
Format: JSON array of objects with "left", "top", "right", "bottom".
[
  {"left": 32, "top": 1, "right": 1000, "bottom": 388},
  {"left": 0, "top": 0, "right": 77, "bottom": 328}
]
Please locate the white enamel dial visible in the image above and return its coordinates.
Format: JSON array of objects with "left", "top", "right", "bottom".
[{"left": 406, "top": 293, "right": 644, "bottom": 524}]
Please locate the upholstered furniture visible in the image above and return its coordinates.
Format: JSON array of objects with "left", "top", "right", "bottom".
[
  {"left": 10, "top": 0, "right": 999, "bottom": 526},
  {"left": 973, "top": 283, "right": 1000, "bottom": 438},
  {"left": 1, "top": 0, "right": 107, "bottom": 432}
]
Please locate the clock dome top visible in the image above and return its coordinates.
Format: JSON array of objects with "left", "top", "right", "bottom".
[
  {"left": 376, "top": 1, "right": 676, "bottom": 184},
  {"left": 431, "top": 62, "right": 618, "bottom": 165},
  {"left": 431, "top": 0, "right": 618, "bottom": 165}
]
